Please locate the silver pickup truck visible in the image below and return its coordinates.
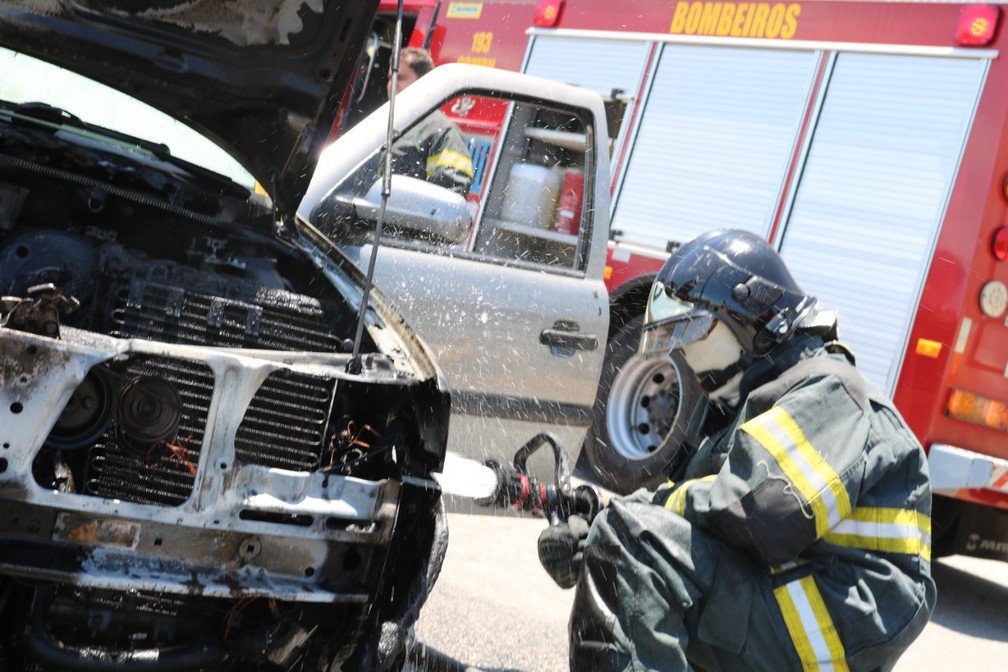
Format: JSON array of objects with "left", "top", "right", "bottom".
[
  {"left": 299, "top": 63, "right": 702, "bottom": 494},
  {"left": 0, "top": 2, "right": 628, "bottom": 671},
  {"left": 0, "top": 1, "right": 688, "bottom": 669}
]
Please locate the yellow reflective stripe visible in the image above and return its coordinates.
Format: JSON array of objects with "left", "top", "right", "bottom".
[
  {"left": 662, "top": 476, "right": 715, "bottom": 515},
  {"left": 663, "top": 483, "right": 688, "bottom": 514},
  {"left": 825, "top": 508, "right": 932, "bottom": 562},
  {"left": 770, "top": 560, "right": 805, "bottom": 575},
  {"left": 426, "top": 149, "right": 475, "bottom": 177},
  {"left": 773, "top": 575, "right": 849, "bottom": 672},
  {"left": 741, "top": 407, "right": 852, "bottom": 537}
]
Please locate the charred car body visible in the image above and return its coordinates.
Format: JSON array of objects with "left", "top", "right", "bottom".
[{"left": 0, "top": 1, "right": 452, "bottom": 670}]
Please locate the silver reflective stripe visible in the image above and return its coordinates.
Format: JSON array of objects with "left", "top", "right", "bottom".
[{"left": 826, "top": 507, "right": 932, "bottom": 561}]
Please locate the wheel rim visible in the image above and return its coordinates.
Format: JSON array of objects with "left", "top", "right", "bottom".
[{"left": 605, "top": 353, "right": 684, "bottom": 461}]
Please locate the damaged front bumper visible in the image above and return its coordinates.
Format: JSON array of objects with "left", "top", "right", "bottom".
[{"left": 0, "top": 324, "right": 439, "bottom": 603}]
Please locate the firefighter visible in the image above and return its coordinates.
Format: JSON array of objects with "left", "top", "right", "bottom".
[
  {"left": 386, "top": 47, "right": 474, "bottom": 195},
  {"left": 539, "top": 229, "right": 936, "bottom": 671}
]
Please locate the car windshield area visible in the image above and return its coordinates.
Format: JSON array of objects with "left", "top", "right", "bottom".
[
  {"left": 314, "top": 91, "right": 593, "bottom": 272},
  {"left": 0, "top": 47, "right": 256, "bottom": 190}
]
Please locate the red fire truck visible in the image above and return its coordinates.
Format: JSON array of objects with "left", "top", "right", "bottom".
[{"left": 371, "top": 0, "right": 1008, "bottom": 561}]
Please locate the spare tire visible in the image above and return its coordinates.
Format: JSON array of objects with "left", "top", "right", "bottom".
[{"left": 581, "top": 314, "right": 704, "bottom": 494}]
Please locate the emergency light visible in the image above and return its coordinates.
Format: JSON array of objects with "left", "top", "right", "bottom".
[
  {"left": 534, "top": 0, "right": 564, "bottom": 27},
  {"left": 955, "top": 5, "right": 1000, "bottom": 46}
]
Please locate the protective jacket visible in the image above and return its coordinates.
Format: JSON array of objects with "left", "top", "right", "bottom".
[
  {"left": 389, "top": 110, "right": 474, "bottom": 195},
  {"left": 571, "top": 335, "right": 936, "bottom": 672}
]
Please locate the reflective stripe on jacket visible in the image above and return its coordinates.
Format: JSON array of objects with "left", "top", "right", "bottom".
[
  {"left": 389, "top": 110, "right": 474, "bottom": 195},
  {"left": 653, "top": 342, "right": 934, "bottom": 670}
]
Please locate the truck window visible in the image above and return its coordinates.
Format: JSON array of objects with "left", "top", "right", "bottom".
[
  {"left": 524, "top": 36, "right": 650, "bottom": 168},
  {"left": 321, "top": 92, "right": 595, "bottom": 274},
  {"left": 471, "top": 100, "right": 589, "bottom": 269}
]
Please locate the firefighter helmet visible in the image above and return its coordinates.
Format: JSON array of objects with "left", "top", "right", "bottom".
[{"left": 641, "top": 229, "right": 820, "bottom": 360}]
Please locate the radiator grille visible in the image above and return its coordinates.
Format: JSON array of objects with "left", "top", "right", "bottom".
[
  {"left": 83, "top": 279, "right": 340, "bottom": 505},
  {"left": 84, "top": 358, "right": 212, "bottom": 506},
  {"left": 236, "top": 370, "right": 334, "bottom": 471},
  {"left": 111, "top": 279, "right": 343, "bottom": 352}
]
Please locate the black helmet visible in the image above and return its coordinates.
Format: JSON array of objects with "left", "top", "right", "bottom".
[{"left": 642, "top": 229, "right": 820, "bottom": 358}]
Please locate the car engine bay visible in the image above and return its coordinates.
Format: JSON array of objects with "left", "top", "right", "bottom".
[{"left": 0, "top": 106, "right": 450, "bottom": 671}]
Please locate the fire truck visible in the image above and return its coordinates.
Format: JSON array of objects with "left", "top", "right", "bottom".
[{"left": 367, "top": 0, "right": 1008, "bottom": 562}]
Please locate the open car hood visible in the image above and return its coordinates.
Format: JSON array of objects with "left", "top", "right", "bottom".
[{"left": 0, "top": 0, "right": 379, "bottom": 214}]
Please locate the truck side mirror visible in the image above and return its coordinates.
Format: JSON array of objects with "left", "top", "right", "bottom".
[{"left": 353, "top": 174, "right": 472, "bottom": 244}]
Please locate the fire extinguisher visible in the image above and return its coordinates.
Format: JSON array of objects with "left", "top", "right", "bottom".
[{"left": 553, "top": 169, "right": 584, "bottom": 235}]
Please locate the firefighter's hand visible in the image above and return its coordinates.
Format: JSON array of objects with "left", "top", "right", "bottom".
[{"left": 537, "top": 515, "right": 591, "bottom": 589}]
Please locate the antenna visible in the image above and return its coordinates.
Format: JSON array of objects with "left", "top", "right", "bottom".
[
  {"left": 348, "top": 0, "right": 404, "bottom": 375},
  {"left": 423, "top": 0, "right": 443, "bottom": 50}
]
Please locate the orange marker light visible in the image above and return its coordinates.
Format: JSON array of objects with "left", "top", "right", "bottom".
[
  {"left": 948, "top": 389, "right": 1008, "bottom": 432},
  {"left": 955, "top": 5, "right": 1000, "bottom": 46},
  {"left": 947, "top": 389, "right": 975, "bottom": 417},
  {"left": 915, "top": 339, "right": 943, "bottom": 358}
]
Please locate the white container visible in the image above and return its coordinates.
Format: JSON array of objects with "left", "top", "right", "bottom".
[{"left": 500, "top": 163, "right": 562, "bottom": 230}]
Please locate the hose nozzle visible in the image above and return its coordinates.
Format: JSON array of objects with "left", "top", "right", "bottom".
[{"left": 476, "top": 433, "right": 600, "bottom": 525}]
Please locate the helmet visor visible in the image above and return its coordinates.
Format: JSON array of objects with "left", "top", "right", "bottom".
[{"left": 640, "top": 283, "right": 717, "bottom": 357}]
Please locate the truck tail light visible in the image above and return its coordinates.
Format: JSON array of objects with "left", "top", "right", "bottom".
[
  {"left": 955, "top": 5, "right": 1000, "bottom": 46},
  {"left": 984, "top": 227, "right": 1008, "bottom": 316},
  {"left": 948, "top": 389, "right": 1008, "bottom": 432},
  {"left": 993, "top": 226, "right": 1008, "bottom": 261}
]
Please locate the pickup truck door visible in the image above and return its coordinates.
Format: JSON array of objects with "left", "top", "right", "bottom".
[{"left": 299, "top": 64, "right": 611, "bottom": 469}]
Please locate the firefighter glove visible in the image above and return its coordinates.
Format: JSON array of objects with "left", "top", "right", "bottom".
[{"left": 537, "top": 514, "right": 591, "bottom": 589}]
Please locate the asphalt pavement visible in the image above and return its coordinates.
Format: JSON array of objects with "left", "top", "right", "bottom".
[
  {"left": 407, "top": 508, "right": 1008, "bottom": 672},
  {"left": 408, "top": 506, "right": 573, "bottom": 671}
]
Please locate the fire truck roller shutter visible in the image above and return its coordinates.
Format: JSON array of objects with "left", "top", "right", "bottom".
[{"left": 778, "top": 52, "right": 987, "bottom": 395}]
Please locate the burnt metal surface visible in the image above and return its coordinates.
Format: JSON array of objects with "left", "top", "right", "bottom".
[{"left": 0, "top": 5, "right": 453, "bottom": 666}]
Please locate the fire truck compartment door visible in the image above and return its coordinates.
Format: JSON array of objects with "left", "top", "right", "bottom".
[
  {"left": 610, "top": 44, "right": 820, "bottom": 250},
  {"left": 779, "top": 52, "right": 988, "bottom": 394}
]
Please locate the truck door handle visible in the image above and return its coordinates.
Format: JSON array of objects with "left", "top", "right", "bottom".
[{"left": 540, "top": 323, "right": 599, "bottom": 352}]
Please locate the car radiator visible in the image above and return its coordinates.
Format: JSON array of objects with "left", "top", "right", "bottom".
[{"left": 78, "top": 275, "right": 343, "bottom": 507}]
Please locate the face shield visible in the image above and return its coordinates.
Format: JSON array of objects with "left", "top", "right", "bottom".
[{"left": 639, "top": 281, "right": 717, "bottom": 359}]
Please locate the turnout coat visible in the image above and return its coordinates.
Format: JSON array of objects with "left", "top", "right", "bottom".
[
  {"left": 388, "top": 110, "right": 474, "bottom": 195},
  {"left": 572, "top": 335, "right": 936, "bottom": 672}
]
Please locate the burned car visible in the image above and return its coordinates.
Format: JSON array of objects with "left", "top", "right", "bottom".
[{"left": 0, "top": 1, "right": 451, "bottom": 670}]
